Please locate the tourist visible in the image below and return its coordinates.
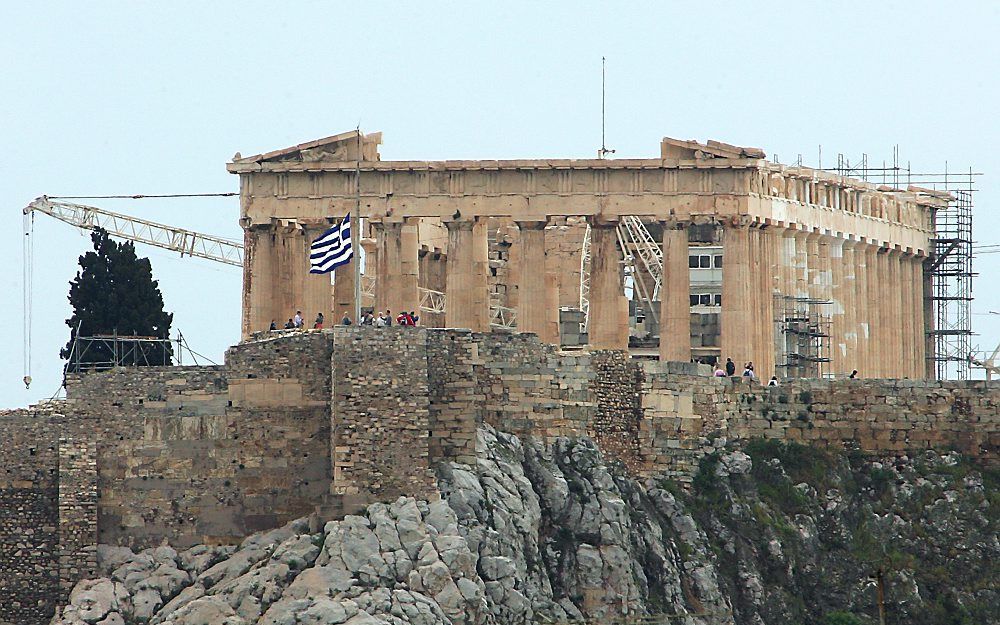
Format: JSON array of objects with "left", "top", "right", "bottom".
[
  {"left": 293, "top": 310, "right": 303, "bottom": 328},
  {"left": 725, "top": 357, "right": 736, "bottom": 376},
  {"left": 410, "top": 311, "right": 419, "bottom": 326},
  {"left": 283, "top": 318, "right": 294, "bottom": 329},
  {"left": 341, "top": 313, "right": 352, "bottom": 326},
  {"left": 742, "top": 365, "right": 756, "bottom": 380},
  {"left": 385, "top": 310, "right": 393, "bottom": 326},
  {"left": 767, "top": 376, "right": 779, "bottom": 386},
  {"left": 269, "top": 320, "right": 277, "bottom": 331},
  {"left": 713, "top": 366, "right": 726, "bottom": 377},
  {"left": 849, "top": 369, "right": 858, "bottom": 379},
  {"left": 362, "top": 311, "right": 374, "bottom": 325},
  {"left": 314, "top": 313, "right": 324, "bottom": 329},
  {"left": 396, "top": 311, "right": 409, "bottom": 326},
  {"left": 375, "top": 311, "right": 387, "bottom": 328}
]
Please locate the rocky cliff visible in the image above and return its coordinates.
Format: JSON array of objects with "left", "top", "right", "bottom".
[{"left": 52, "top": 427, "right": 997, "bottom": 625}]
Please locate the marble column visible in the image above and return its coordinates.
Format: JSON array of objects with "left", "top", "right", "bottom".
[
  {"left": 659, "top": 221, "right": 691, "bottom": 362},
  {"left": 829, "top": 238, "right": 846, "bottom": 373},
  {"left": 841, "top": 240, "right": 859, "bottom": 375},
  {"left": 331, "top": 265, "right": 354, "bottom": 324},
  {"left": 243, "top": 223, "right": 275, "bottom": 337},
  {"left": 911, "top": 254, "right": 927, "bottom": 379},
  {"left": 923, "top": 258, "right": 936, "bottom": 378},
  {"left": 851, "top": 240, "right": 870, "bottom": 377},
  {"left": 399, "top": 218, "right": 420, "bottom": 317},
  {"left": 516, "top": 220, "right": 558, "bottom": 343},
  {"left": 445, "top": 218, "right": 490, "bottom": 331},
  {"left": 899, "top": 252, "right": 915, "bottom": 377},
  {"left": 864, "top": 244, "right": 881, "bottom": 377},
  {"left": 302, "top": 223, "right": 334, "bottom": 327},
  {"left": 886, "top": 249, "right": 904, "bottom": 376},
  {"left": 721, "top": 223, "right": 752, "bottom": 367},
  {"left": 588, "top": 220, "right": 629, "bottom": 350}
]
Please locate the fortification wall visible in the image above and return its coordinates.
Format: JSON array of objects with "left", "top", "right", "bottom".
[{"left": 3, "top": 329, "right": 998, "bottom": 623}]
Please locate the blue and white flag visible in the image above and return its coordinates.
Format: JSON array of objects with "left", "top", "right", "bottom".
[{"left": 310, "top": 215, "right": 353, "bottom": 274}]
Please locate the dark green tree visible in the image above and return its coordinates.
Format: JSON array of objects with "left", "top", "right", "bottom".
[{"left": 62, "top": 228, "right": 174, "bottom": 367}]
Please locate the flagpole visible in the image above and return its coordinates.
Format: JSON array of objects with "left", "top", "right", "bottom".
[{"left": 353, "top": 128, "right": 362, "bottom": 323}]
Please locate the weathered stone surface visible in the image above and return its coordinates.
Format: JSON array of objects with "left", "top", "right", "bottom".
[{"left": 53, "top": 427, "right": 998, "bottom": 625}]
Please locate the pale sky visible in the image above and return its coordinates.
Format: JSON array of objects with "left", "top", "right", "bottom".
[{"left": 2, "top": 1, "right": 998, "bottom": 408}]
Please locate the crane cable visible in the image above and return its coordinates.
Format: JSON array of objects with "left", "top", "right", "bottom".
[{"left": 22, "top": 211, "right": 33, "bottom": 389}]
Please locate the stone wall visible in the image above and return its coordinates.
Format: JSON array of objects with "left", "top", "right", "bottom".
[
  {"left": 3, "top": 329, "right": 999, "bottom": 623},
  {"left": 331, "top": 328, "right": 436, "bottom": 500},
  {"left": 0, "top": 410, "right": 60, "bottom": 623}
]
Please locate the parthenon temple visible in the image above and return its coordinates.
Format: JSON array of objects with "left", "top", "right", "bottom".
[{"left": 228, "top": 130, "right": 949, "bottom": 379}]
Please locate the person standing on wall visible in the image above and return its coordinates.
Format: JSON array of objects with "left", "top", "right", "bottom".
[{"left": 725, "top": 358, "right": 736, "bottom": 376}]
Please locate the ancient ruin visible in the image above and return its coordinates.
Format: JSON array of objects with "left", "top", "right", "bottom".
[{"left": 230, "top": 131, "right": 947, "bottom": 379}]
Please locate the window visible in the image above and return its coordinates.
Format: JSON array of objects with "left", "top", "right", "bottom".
[
  {"left": 714, "top": 294, "right": 722, "bottom": 306},
  {"left": 689, "top": 295, "right": 699, "bottom": 306},
  {"left": 699, "top": 294, "right": 712, "bottom": 305},
  {"left": 689, "top": 256, "right": 699, "bottom": 268},
  {"left": 699, "top": 255, "right": 711, "bottom": 268},
  {"left": 714, "top": 255, "right": 723, "bottom": 268}
]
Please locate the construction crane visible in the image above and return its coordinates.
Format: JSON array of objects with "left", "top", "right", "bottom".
[
  {"left": 969, "top": 343, "right": 1000, "bottom": 381},
  {"left": 24, "top": 196, "right": 244, "bottom": 266}
]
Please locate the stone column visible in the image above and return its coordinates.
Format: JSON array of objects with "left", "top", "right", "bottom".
[
  {"left": 923, "top": 257, "right": 936, "bottom": 378},
  {"left": 898, "top": 251, "right": 915, "bottom": 377},
  {"left": 659, "top": 221, "right": 691, "bottom": 362},
  {"left": 445, "top": 218, "right": 490, "bottom": 331},
  {"left": 874, "top": 248, "right": 891, "bottom": 378},
  {"left": 864, "top": 245, "right": 881, "bottom": 377},
  {"left": 851, "top": 240, "right": 869, "bottom": 377},
  {"left": 303, "top": 223, "right": 336, "bottom": 325},
  {"left": 755, "top": 226, "right": 778, "bottom": 379},
  {"left": 721, "top": 222, "right": 752, "bottom": 367},
  {"left": 330, "top": 260, "right": 354, "bottom": 324},
  {"left": 887, "top": 249, "right": 905, "bottom": 376},
  {"left": 374, "top": 221, "right": 400, "bottom": 316},
  {"left": 399, "top": 218, "right": 421, "bottom": 317},
  {"left": 841, "top": 240, "right": 858, "bottom": 375},
  {"left": 911, "top": 254, "right": 927, "bottom": 379},
  {"left": 242, "top": 223, "right": 275, "bottom": 338},
  {"left": 829, "top": 238, "right": 846, "bottom": 373},
  {"left": 515, "top": 220, "right": 558, "bottom": 343},
  {"left": 806, "top": 232, "right": 822, "bottom": 301},
  {"left": 588, "top": 219, "right": 629, "bottom": 350}
]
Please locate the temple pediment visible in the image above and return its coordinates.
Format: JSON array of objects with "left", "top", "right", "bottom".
[{"left": 230, "top": 130, "right": 382, "bottom": 165}]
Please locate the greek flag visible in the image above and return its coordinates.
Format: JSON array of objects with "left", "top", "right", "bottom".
[{"left": 310, "top": 215, "right": 353, "bottom": 274}]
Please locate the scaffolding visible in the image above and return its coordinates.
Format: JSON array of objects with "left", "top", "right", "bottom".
[
  {"left": 821, "top": 150, "right": 979, "bottom": 380},
  {"left": 775, "top": 295, "right": 831, "bottom": 378}
]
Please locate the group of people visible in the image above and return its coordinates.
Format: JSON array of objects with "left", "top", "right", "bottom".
[
  {"left": 269, "top": 308, "right": 420, "bottom": 331},
  {"left": 364, "top": 310, "right": 420, "bottom": 327},
  {"left": 713, "top": 357, "right": 860, "bottom": 386},
  {"left": 713, "top": 357, "right": 779, "bottom": 386}
]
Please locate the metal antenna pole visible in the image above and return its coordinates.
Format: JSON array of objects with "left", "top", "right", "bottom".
[
  {"left": 599, "top": 57, "right": 615, "bottom": 159},
  {"left": 601, "top": 56, "right": 606, "bottom": 158},
  {"left": 353, "top": 127, "right": 362, "bottom": 323}
]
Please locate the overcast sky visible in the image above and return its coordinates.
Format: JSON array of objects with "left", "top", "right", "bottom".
[{"left": 2, "top": 1, "right": 998, "bottom": 408}]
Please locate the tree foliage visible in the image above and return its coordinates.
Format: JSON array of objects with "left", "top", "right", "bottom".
[{"left": 62, "top": 228, "right": 173, "bottom": 367}]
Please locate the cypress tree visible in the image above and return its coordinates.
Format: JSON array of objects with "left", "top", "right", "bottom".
[{"left": 62, "top": 228, "right": 174, "bottom": 367}]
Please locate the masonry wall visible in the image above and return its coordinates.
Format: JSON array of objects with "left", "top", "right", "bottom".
[
  {"left": 59, "top": 332, "right": 333, "bottom": 549},
  {"left": 3, "top": 330, "right": 999, "bottom": 623},
  {"left": 0, "top": 410, "right": 61, "bottom": 624},
  {"left": 331, "top": 328, "right": 436, "bottom": 500}
]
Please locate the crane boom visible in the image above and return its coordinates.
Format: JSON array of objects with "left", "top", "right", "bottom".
[
  {"left": 23, "top": 196, "right": 244, "bottom": 266},
  {"left": 21, "top": 196, "right": 518, "bottom": 326}
]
